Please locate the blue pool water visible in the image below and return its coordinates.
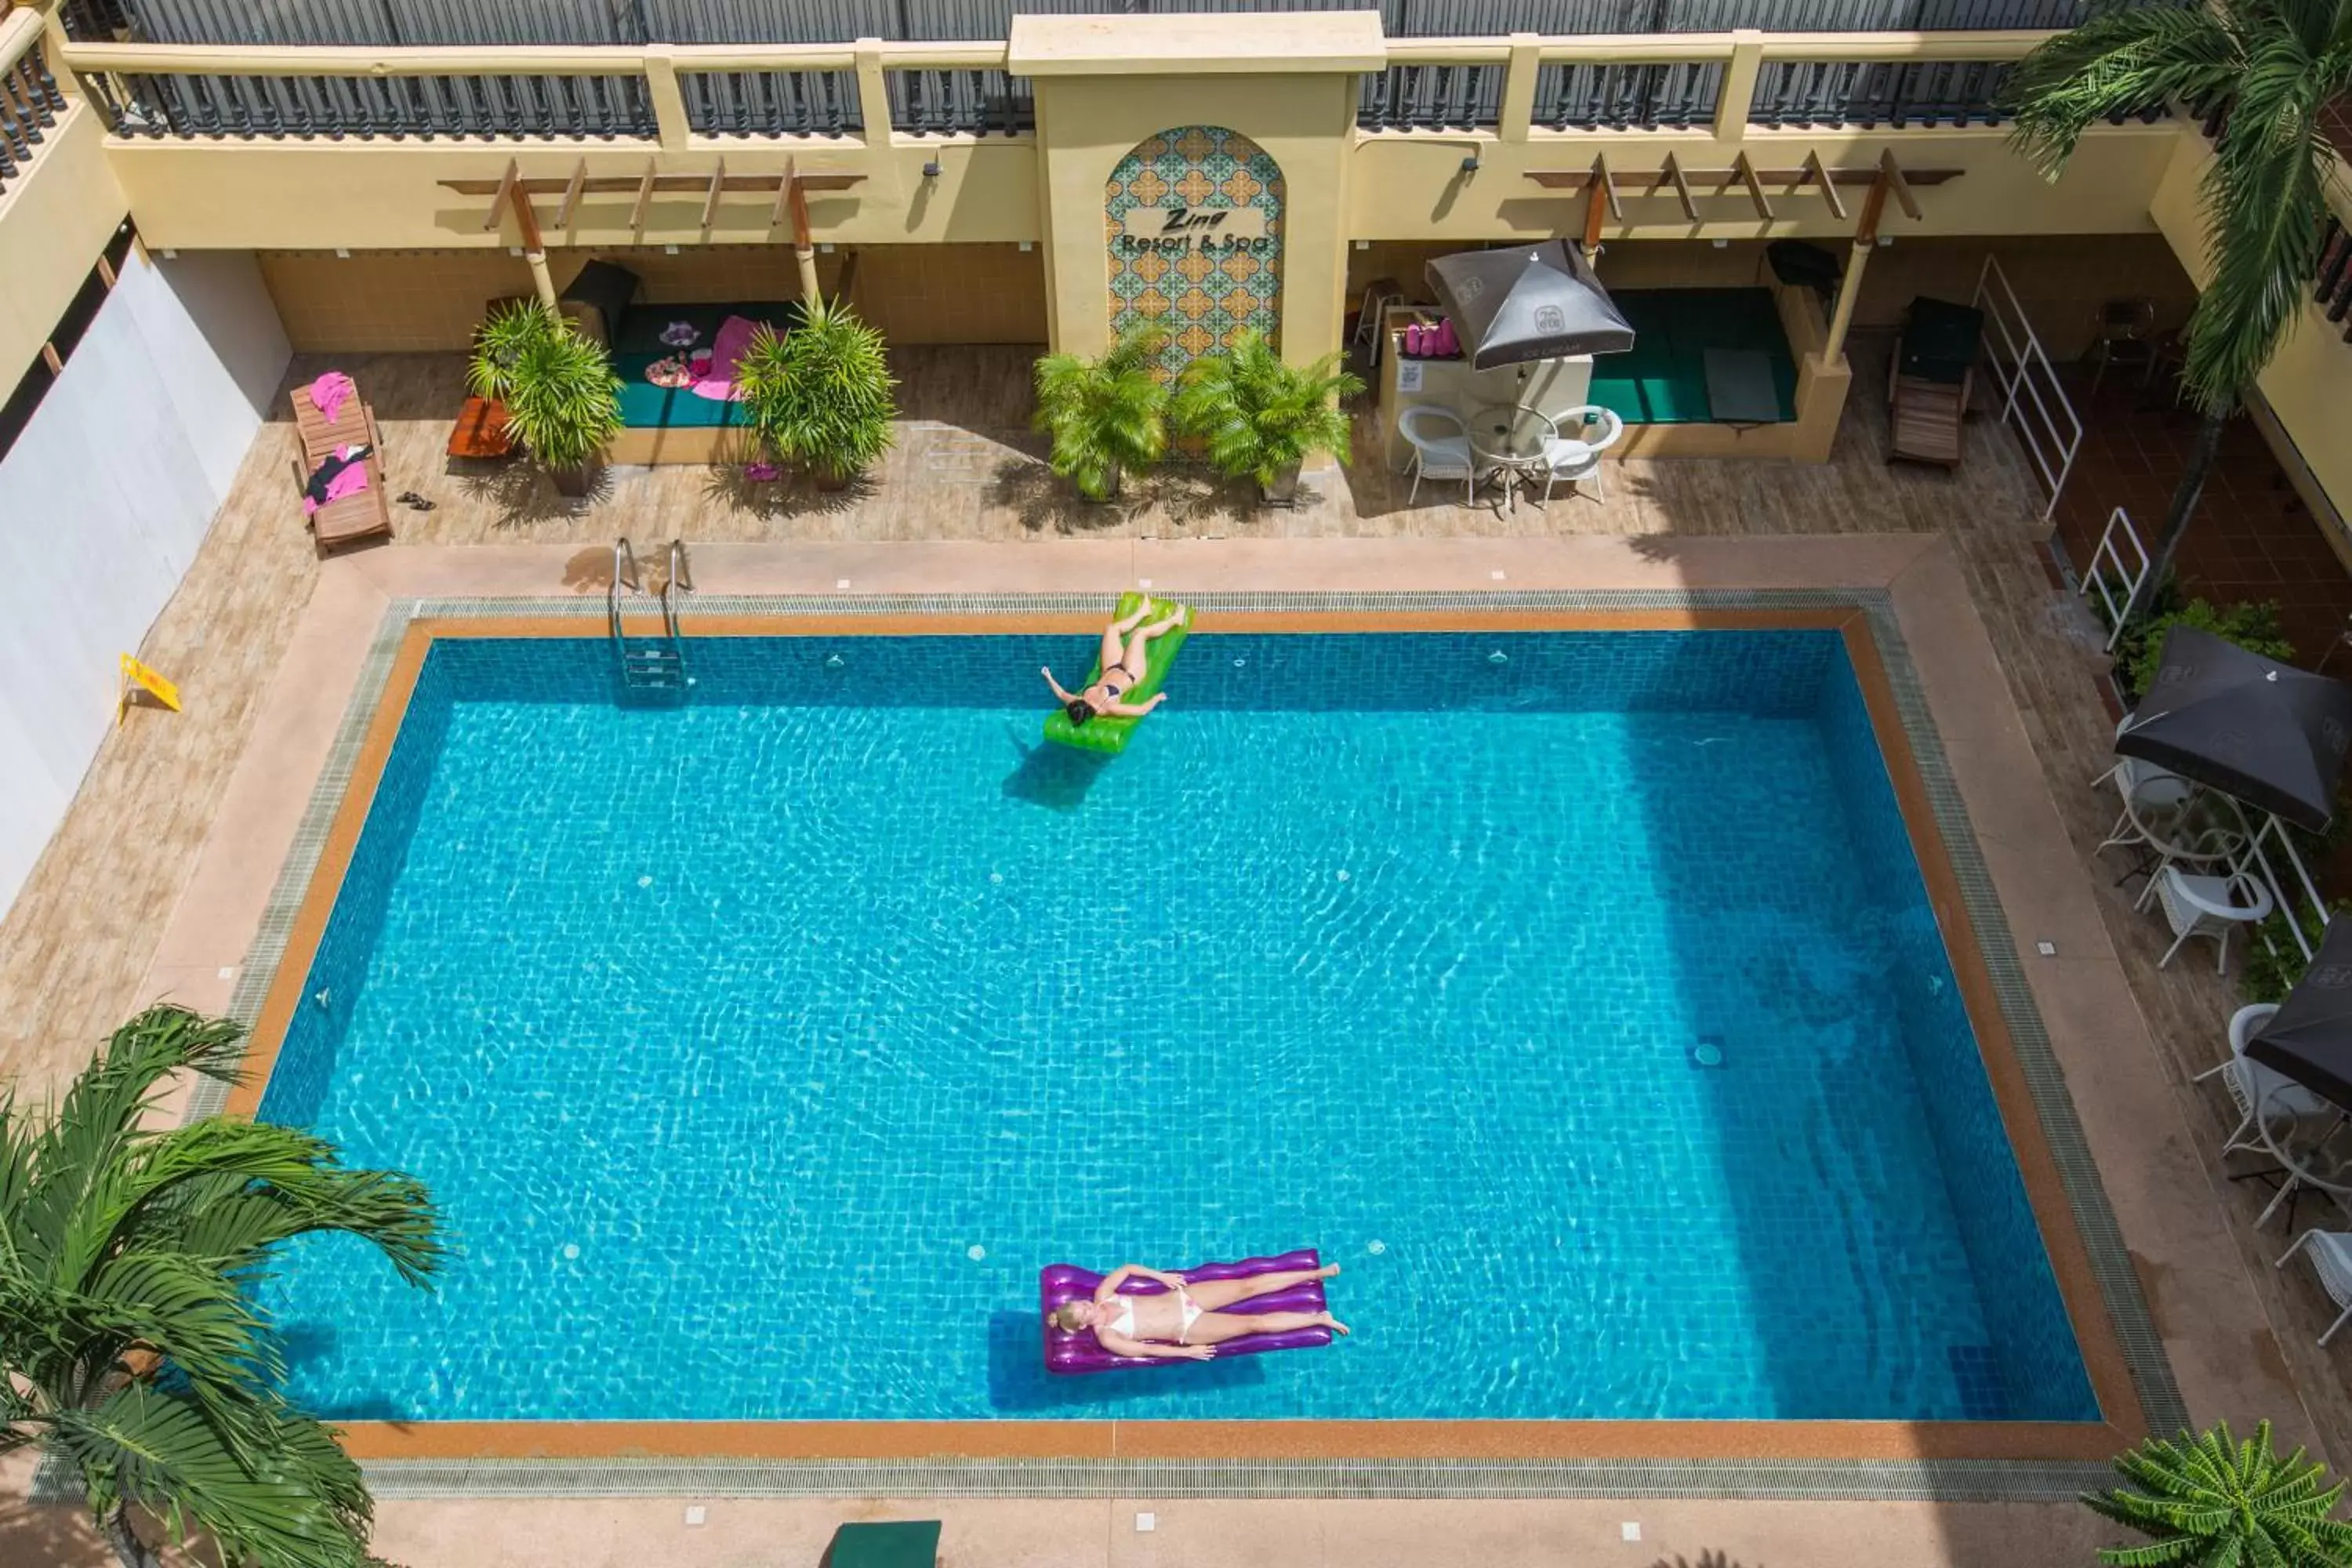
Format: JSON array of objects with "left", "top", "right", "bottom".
[{"left": 254, "top": 629, "right": 2098, "bottom": 1424}]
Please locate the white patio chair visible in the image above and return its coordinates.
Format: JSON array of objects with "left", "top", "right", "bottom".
[
  {"left": 2197, "top": 1003, "right": 2329, "bottom": 1157},
  {"left": 1399, "top": 405, "right": 1484, "bottom": 508},
  {"left": 2277, "top": 1229, "right": 2352, "bottom": 1345},
  {"left": 1537, "top": 405, "right": 1626, "bottom": 505},
  {"left": 2154, "top": 863, "right": 2274, "bottom": 972},
  {"left": 2094, "top": 714, "right": 2194, "bottom": 856}
]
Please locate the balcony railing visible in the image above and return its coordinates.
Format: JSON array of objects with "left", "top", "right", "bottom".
[
  {"left": 1, "top": 12, "right": 71, "bottom": 199},
  {"left": 53, "top": 23, "right": 2164, "bottom": 146}
]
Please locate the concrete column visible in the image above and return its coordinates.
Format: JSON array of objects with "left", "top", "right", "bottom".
[
  {"left": 855, "top": 38, "right": 892, "bottom": 143},
  {"left": 1711, "top": 29, "right": 1764, "bottom": 144},
  {"left": 1498, "top": 33, "right": 1541, "bottom": 144},
  {"left": 1822, "top": 238, "right": 1871, "bottom": 366},
  {"left": 642, "top": 45, "right": 691, "bottom": 154}
]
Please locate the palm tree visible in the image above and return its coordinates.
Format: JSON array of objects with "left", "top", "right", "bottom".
[
  {"left": 2003, "top": 0, "right": 2350, "bottom": 629},
  {"left": 1171, "top": 329, "right": 1365, "bottom": 505},
  {"left": 2085, "top": 1421, "right": 2352, "bottom": 1568},
  {"left": 1032, "top": 321, "right": 1172, "bottom": 500},
  {"left": 0, "top": 1005, "right": 442, "bottom": 1568}
]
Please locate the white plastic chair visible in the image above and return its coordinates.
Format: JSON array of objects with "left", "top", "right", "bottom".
[
  {"left": 1399, "top": 405, "right": 1483, "bottom": 508},
  {"left": 2278, "top": 1229, "right": 2352, "bottom": 1345},
  {"left": 2154, "top": 864, "right": 2275, "bottom": 972},
  {"left": 1537, "top": 405, "right": 1626, "bottom": 505},
  {"left": 2197, "top": 1003, "right": 2329, "bottom": 1156}
]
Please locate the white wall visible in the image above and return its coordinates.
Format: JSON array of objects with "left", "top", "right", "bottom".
[{"left": 0, "top": 247, "right": 291, "bottom": 912}]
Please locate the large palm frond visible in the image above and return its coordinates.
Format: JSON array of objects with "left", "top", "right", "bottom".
[{"left": 2, "top": 1005, "right": 441, "bottom": 1568}]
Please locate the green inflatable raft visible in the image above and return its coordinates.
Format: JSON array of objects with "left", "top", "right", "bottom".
[{"left": 1043, "top": 592, "right": 1192, "bottom": 755}]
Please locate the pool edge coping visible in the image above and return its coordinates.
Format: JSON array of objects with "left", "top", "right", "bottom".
[{"left": 183, "top": 587, "right": 2182, "bottom": 1499}]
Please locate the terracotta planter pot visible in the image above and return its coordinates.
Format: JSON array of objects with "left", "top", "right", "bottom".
[{"left": 549, "top": 459, "right": 600, "bottom": 499}]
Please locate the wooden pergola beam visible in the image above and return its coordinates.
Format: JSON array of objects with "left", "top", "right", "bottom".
[
  {"left": 630, "top": 158, "right": 658, "bottom": 235},
  {"left": 701, "top": 155, "right": 727, "bottom": 238},
  {"left": 1652, "top": 150, "right": 1698, "bottom": 223},
  {"left": 482, "top": 158, "right": 519, "bottom": 234},
  {"left": 1879, "top": 147, "right": 1922, "bottom": 222},
  {"left": 1799, "top": 150, "right": 1846, "bottom": 222},
  {"left": 557, "top": 158, "right": 588, "bottom": 234},
  {"left": 1727, "top": 151, "right": 1773, "bottom": 222},
  {"left": 1523, "top": 165, "right": 1960, "bottom": 192}
]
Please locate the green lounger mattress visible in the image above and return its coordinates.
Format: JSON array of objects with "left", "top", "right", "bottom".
[{"left": 1043, "top": 592, "right": 1191, "bottom": 755}]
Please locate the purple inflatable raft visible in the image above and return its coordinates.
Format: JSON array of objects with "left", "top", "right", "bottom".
[{"left": 1039, "top": 1248, "right": 1332, "bottom": 1374}]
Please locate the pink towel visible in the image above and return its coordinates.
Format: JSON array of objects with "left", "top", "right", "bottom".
[
  {"left": 309, "top": 370, "right": 356, "bottom": 423},
  {"left": 301, "top": 445, "right": 370, "bottom": 515},
  {"left": 690, "top": 314, "right": 760, "bottom": 403}
]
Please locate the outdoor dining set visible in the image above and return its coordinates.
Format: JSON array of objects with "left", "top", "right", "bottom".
[
  {"left": 2099, "top": 625, "right": 2352, "bottom": 1341},
  {"left": 1386, "top": 240, "right": 1635, "bottom": 515}
]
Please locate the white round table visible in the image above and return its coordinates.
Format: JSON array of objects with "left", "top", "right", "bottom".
[
  {"left": 1466, "top": 404, "right": 1556, "bottom": 514},
  {"left": 2252, "top": 1080, "right": 2352, "bottom": 1230}
]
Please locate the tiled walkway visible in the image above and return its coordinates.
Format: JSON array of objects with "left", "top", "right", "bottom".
[{"left": 2049, "top": 365, "right": 2352, "bottom": 664}]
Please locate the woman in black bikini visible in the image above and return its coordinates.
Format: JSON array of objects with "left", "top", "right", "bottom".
[{"left": 1040, "top": 597, "right": 1187, "bottom": 728}]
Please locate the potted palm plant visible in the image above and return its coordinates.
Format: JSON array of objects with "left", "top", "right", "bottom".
[
  {"left": 2085, "top": 1421, "right": 2352, "bottom": 1568},
  {"left": 1033, "top": 321, "right": 1171, "bottom": 501},
  {"left": 735, "top": 297, "right": 897, "bottom": 490},
  {"left": 1172, "top": 328, "right": 1363, "bottom": 506},
  {"left": 466, "top": 301, "right": 622, "bottom": 498},
  {"left": 0, "top": 1006, "right": 442, "bottom": 1568},
  {"left": 2003, "top": 2, "right": 2347, "bottom": 631}
]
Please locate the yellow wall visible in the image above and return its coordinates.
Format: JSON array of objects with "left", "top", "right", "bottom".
[
  {"left": 1032, "top": 71, "right": 1357, "bottom": 363},
  {"left": 100, "top": 136, "right": 1039, "bottom": 253},
  {"left": 2149, "top": 132, "right": 2352, "bottom": 533},
  {"left": 1344, "top": 123, "right": 2183, "bottom": 246},
  {"left": 0, "top": 100, "right": 129, "bottom": 384}
]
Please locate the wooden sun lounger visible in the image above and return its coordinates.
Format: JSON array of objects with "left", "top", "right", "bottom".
[
  {"left": 1886, "top": 296, "right": 1984, "bottom": 473},
  {"left": 290, "top": 381, "right": 393, "bottom": 547}
]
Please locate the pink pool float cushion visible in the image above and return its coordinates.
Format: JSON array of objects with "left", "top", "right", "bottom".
[
  {"left": 690, "top": 312, "right": 760, "bottom": 402},
  {"left": 1039, "top": 1248, "right": 1331, "bottom": 1374}
]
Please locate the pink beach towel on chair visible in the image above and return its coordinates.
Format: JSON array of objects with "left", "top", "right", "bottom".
[
  {"left": 690, "top": 314, "right": 760, "bottom": 402},
  {"left": 309, "top": 371, "right": 356, "bottom": 423},
  {"left": 300, "top": 445, "right": 371, "bottom": 515}
]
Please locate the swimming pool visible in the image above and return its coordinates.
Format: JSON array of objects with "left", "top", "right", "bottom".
[{"left": 249, "top": 622, "right": 2100, "bottom": 1428}]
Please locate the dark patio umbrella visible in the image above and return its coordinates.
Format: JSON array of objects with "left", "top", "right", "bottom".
[
  {"left": 2245, "top": 916, "right": 2352, "bottom": 1112},
  {"left": 1425, "top": 241, "right": 1635, "bottom": 371},
  {"left": 2114, "top": 624, "right": 2352, "bottom": 833}
]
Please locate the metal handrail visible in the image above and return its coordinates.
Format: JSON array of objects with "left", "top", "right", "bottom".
[
  {"left": 662, "top": 539, "right": 692, "bottom": 644},
  {"left": 608, "top": 535, "right": 639, "bottom": 644}
]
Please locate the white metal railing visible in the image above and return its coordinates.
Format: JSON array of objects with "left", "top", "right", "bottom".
[
  {"left": 1973, "top": 252, "right": 2082, "bottom": 521},
  {"left": 2081, "top": 506, "right": 2150, "bottom": 652},
  {"left": 2244, "top": 809, "right": 2330, "bottom": 962}
]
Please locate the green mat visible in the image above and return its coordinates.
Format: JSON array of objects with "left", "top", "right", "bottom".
[
  {"left": 1586, "top": 288, "right": 1798, "bottom": 426},
  {"left": 610, "top": 300, "right": 803, "bottom": 430},
  {"left": 1043, "top": 592, "right": 1191, "bottom": 756},
  {"left": 824, "top": 1521, "right": 940, "bottom": 1568}
]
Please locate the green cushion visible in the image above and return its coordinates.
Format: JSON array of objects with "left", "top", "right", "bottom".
[
  {"left": 826, "top": 1521, "right": 942, "bottom": 1568},
  {"left": 1044, "top": 592, "right": 1192, "bottom": 756}
]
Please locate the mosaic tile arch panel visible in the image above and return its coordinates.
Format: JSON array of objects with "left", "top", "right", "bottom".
[{"left": 1105, "top": 125, "right": 1285, "bottom": 372}]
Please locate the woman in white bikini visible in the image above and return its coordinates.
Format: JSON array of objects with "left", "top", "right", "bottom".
[
  {"left": 1040, "top": 598, "right": 1188, "bottom": 729},
  {"left": 1048, "top": 1261, "right": 1348, "bottom": 1361}
]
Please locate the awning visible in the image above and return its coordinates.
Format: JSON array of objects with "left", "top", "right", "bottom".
[
  {"left": 2114, "top": 625, "right": 2352, "bottom": 833},
  {"left": 1424, "top": 240, "right": 1635, "bottom": 371},
  {"left": 2246, "top": 916, "right": 2352, "bottom": 1112}
]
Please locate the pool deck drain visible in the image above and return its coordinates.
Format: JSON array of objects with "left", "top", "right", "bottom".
[{"left": 170, "top": 582, "right": 2185, "bottom": 1501}]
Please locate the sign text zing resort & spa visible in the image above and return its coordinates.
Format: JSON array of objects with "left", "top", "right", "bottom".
[{"left": 1116, "top": 204, "right": 1272, "bottom": 255}]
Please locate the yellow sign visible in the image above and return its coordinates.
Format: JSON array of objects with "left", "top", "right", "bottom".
[
  {"left": 118, "top": 653, "right": 181, "bottom": 724},
  {"left": 1118, "top": 204, "right": 1269, "bottom": 249}
]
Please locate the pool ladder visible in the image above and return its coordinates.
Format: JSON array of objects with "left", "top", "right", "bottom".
[{"left": 609, "top": 536, "right": 692, "bottom": 699}]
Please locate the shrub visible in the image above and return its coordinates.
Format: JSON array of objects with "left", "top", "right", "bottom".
[
  {"left": 1033, "top": 321, "right": 1171, "bottom": 500},
  {"left": 1171, "top": 328, "right": 1363, "bottom": 501},
  {"left": 466, "top": 301, "right": 622, "bottom": 474},
  {"left": 735, "top": 297, "right": 897, "bottom": 485}
]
